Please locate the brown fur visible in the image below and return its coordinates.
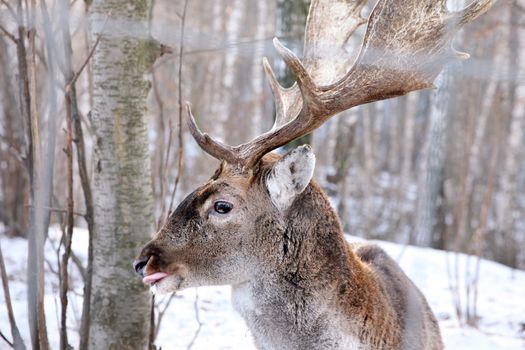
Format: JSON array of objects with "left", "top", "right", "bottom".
[{"left": 136, "top": 153, "right": 443, "bottom": 350}]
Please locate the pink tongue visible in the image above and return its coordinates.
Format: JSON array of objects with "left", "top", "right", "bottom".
[{"left": 143, "top": 272, "right": 169, "bottom": 285}]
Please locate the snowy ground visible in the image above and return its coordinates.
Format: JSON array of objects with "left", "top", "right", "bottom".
[{"left": 1, "top": 227, "right": 524, "bottom": 349}]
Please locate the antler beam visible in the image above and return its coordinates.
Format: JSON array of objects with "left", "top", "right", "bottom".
[{"left": 187, "top": 0, "right": 495, "bottom": 169}]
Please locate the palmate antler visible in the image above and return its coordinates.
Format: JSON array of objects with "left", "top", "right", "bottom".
[{"left": 187, "top": 0, "right": 495, "bottom": 169}]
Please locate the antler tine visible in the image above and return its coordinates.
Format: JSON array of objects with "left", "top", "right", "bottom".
[
  {"left": 272, "top": 38, "right": 320, "bottom": 110},
  {"left": 262, "top": 57, "right": 302, "bottom": 130},
  {"left": 455, "top": 0, "right": 496, "bottom": 26},
  {"left": 303, "top": 0, "right": 367, "bottom": 86},
  {"left": 185, "top": 103, "right": 239, "bottom": 163},
  {"left": 261, "top": 0, "right": 368, "bottom": 131}
]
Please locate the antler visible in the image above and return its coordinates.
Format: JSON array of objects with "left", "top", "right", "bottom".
[{"left": 188, "top": 0, "right": 495, "bottom": 169}]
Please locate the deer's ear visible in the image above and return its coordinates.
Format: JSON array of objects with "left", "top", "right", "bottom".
[{"left": 265, "top": 145, "right": 316, "bottom": 211}]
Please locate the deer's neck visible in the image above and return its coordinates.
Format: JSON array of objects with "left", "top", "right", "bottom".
[{"left": 233, "top": 183, "right": 400, "bottom": 350}]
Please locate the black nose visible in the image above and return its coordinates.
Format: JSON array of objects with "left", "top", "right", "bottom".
[{"left": 133, "top": 256, "right": 149, "bottom": 277}]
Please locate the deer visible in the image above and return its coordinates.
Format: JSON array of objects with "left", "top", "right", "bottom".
[{"left": 134, "top": 0, "right": 493, "bottom": 349}]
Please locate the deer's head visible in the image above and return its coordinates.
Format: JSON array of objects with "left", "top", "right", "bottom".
[
  {"left": 134, "top": 147, "right": 315, "bottom": 293},
  {"left": 134, "top": 0, "right": 492, "bottom": 294}
]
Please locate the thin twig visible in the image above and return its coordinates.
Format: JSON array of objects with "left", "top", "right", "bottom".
[
  {"left": 187, "top": 290, "right": 203, "bottom": 350},
  {"left": 0, "top": 24, "right": 17, "bottom": 43},
  {"left": 152, "top": 66, "right": 168, "bottom": 230},
  {"left": 0, "top": 331, "right": 14, "bottom": 349},
  {"left": 70, "top": 251, "right": 86, "bottom": 282},
  {"left": 78, "top": 13, "right": 105, "bottom": 350},
  {"left": 154, "top": 293, "right": 177, "bottom": 339},
  {"left": 45, "top": 258, "right": 59, "bottom": 278},
  {"left": 149, "top": 295, "right": 156, "bottom": 350},
  {"left": 25, "top": 205, "right": 86, "bottom": 217},
  {"left": 23, "top": 0, "right": 52, "bottom": 346},
  {"left": 65, "top": 13, "right": 109, "bottom": 92},
  {"left": 0, "top": 135, "right": 27, "bottom": 169},
  {"left": 58, "top": 0, "right": 76, "bottom": 345},
  {"left": 152, "top": 2, "right": 190, "bottom": 345},
  {"left": 0, "top": 0, "right": 18, "bottom": 22},
  {"left": 64, "top": 38, "right": 97, "bottom": 88},
  {"left": 469, "top": 118, "right": 500, "bottom": 326},
  {"left": 167, "top": 0, "right": 189, "bottom": 216},
  {"left": 0, "top": 240, "right": 26, "bottom": 349},
  {"left": 150, "top": 0, "right": 167, "bottom": 229},
  {"left": 56, "top": 2, "right": 79, "bottom": 347}
]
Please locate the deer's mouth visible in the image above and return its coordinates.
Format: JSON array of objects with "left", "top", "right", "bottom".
[
  {"left": 145, "top": 264, "right": 189, "bottom": 294},
  {"left": 143, "top": 272, "right": 169, "bottom": 285}
]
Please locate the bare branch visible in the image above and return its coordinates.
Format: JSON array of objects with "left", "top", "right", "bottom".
[
  {"left": 70, "top": 251, "right": 86, "bottom": 282},
  {"left": 65, "top": 37, "right": 100, "bottom": 92},
  {"left": 0, "top": 331, "right": 14, "bottom": 349},
  {"left": 152, "top": 66, "right": 169, "bottom": 229},
  {"left": 187, "top": 290, "right": 203, "bottom": 350},
  {"left": 0, "top": 0, "right": 18, "bottom": 22},
  {"left": 0, "top": 24, "right": 17, "bottom": 43},
  {"left": 25, "top": 205, "right": 86, "bottom": 217},
  {"left": 153, "top": 293, "right": 176, "bottom": 339},
  {"left": 65, "top": 13, "right": 101, "bottom": 350},
  {"left": 58, "top": 1, "right": 76, "bottom": 346},
  {"left": 167, "top": 0, "right": 190, "bottom": 215},
  {"left": 0, "top": 240, "right": 26, "bottom": 350},
  {"left": 65, "top": 13, "right": 109, "bottom": 92},
  {"left": 0, "top": 135, "right": 27, "bottom": 170},
  {"left": 468, "top": 122, "right": 500, "bottom": 325}
]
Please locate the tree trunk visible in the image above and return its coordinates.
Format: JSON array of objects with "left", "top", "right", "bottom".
[
  {"left": 249, "top": 0, "right": 269, "bottom": 138},
  {"left": 216, "top": 0, "right": 245, "bottom": 141},
  {"left": 88, "top": 1, "right": 155, "bottom": 348},
  {"left": 454, "top": 24, "right": 505, "bottom": 251},
  {"left": 362, "top": 103, "right": 376, "bottom": 237},
  {"left": 413, "top": 70, "right": 452, "bottom": 247},
  {"left": 495, "top": 1, "right": 523, "bottom": 269},
  {"left": 0, "top": 34, "right": 27, "bottom": 238}
]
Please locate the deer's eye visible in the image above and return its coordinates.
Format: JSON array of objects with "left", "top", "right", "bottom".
[{"left": 214, "top": 201, "right": 233, "bottom": 214}]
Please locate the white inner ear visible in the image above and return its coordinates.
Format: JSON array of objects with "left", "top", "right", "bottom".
[{"left": 266, "top": 145, "right": 316, "bottom": 211}]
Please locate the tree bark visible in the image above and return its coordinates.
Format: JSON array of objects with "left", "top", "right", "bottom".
[
  {"left": 88, "top": 1, "right": 156, "bottom": 348},
  {"left": 216, "top": 0, "right": 245, "bottom": 141},
  {"left": 495, "top": 1, "right": 523, "bottom": 268},
  {"left": 0, "top": 34, "right": 27, "bottom": 238},
  {"left": 249, "top": 0, "right": 269, "bottom": 138},
  {"left": 413, "top": 71, "right": 452, "bottom": 247},
  {"left": 454, "top": 23, "right": 505, "bottom": 251}
]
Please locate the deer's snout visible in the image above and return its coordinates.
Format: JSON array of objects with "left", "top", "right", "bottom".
[{"left": 133, "top": 256, "right": 149, "bottom": 277}]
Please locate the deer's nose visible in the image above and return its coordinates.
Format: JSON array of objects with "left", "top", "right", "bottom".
[{"left": 133, "top": 256, "right": 149, "bottom": 277}]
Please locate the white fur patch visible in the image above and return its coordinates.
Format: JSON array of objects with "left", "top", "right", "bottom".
[
  {"left": 266, "top": 145, "right": 316, "bottom": 211},
  {"left": 232, "top": 282, "right": 258, "bottom": 316}
]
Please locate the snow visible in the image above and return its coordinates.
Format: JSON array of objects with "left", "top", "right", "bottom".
[{"left": 1, "top": 227, "right": 524, "bottom": 349}]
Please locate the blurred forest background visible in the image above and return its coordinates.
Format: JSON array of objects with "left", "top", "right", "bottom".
[
  {"left": 2, "top": 0, "right": 523, "bottom": 267},
  {"left": 0, "top": 0, "right": 523, "bottom": 348}
]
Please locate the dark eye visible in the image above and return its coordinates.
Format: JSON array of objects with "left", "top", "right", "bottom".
[{"left": 214, "top": 200, "right": 233, "bottom": 214}]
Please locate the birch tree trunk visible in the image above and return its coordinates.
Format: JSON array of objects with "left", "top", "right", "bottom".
[
  {"left": 496, "top": 6, "right": 523, "bottom": 266},
  {"left": 413, "top": 70, "right": 451, "bottom": 247},
  {"left": 249, "top": 0, "right": 269, "bottom": 138},
  {"left": 454, "top": 24, "right": 506, "bottom": 250},
  {"left": 206, "top": 0, "right": 225, "bottom": 140},
  {"left": 216, "top": 0, "right": 245, "bottom": 141},
  {"left": 362, "top": 103, "right": 376, "bottom": 237},
  {"left": 88, "top": 1, "right": 155, "bottom": 348}
]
